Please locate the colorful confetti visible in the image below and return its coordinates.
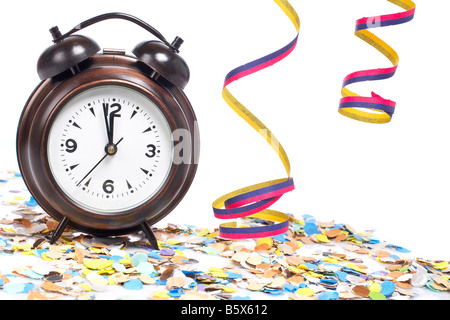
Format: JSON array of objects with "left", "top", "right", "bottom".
[{"left": 0, "top": 171, "right": 449, "bottom": 300}]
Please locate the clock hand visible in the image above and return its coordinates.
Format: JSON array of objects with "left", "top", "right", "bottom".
[
  {"left": 77, "top": 137, "right": 124, "bottom": 187},
  {"left": 109, "top": 112, "right": 115, "bottom": 145},
  {"left": 102, "top": 103, "right": 112, "bottom": 145},
  {"left": 108, "top": 103, "right": 122, "bottom": 148}
]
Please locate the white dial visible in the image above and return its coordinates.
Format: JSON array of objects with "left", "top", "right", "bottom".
[{"left": 47, "top": 84, "right": 173, "bottom": 214}]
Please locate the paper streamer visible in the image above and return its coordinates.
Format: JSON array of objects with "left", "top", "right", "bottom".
[
  {"left": 338, "top": 0, "right": 416, "bottom": 123},
  {"left": 212, "top": 0, "right": 299, "bottom": 239}
]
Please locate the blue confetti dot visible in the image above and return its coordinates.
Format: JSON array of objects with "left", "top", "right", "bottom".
[
  {"left": 168, "top": 288, "right": 184, "bottom": 298},
  {"left": 226, "top": 272, "right": 243, "bottom": 279},
  {"left": 148, "top": 251, "right": 162, "bottom": 260},
  {"left": 284, "top": 283, "right": 297, "bottom": 292},
  {"left": 318, "top": 291, "right": 339, "bottom": 300},
  {"left": 25, "top": 196, "right": 38, "bottom": 207},
  {"left": 303, "top": 262, "right": 318, "bottom": 270},
  {"left": 320, "top": 278, "right": 338, "bottom": 286},
  {"left": 4, "top": 282, "right": 34, "bottom": 294},
  {"left": 335, "top": 271, "right": 348, "bottom": 282},
  {"left": 273, "top": 233, "right": 288, "bottom": 242},
  {"left": 304, "top": 222, "right": 319, "bottom": 235},
  {"left": 124, "top": 279, "right": 143, "bottom": 290},
  {"left": 380, "top": 280, "right": 395, "bottom": 296},
  {"left": 130, "top": 252, "right": 148, "bottom": 267}
]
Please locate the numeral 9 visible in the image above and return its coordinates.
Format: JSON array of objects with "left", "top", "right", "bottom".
[{"left": 65, "top": 139, "right": 77, "bottom": 153}]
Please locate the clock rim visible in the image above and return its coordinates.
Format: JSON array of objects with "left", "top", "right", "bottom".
[{"left": 17, "top": 54, "right": 199, "bottom": 236}]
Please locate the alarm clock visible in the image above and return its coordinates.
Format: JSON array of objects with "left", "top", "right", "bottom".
[{"left": 16, "top": 13, "right": 199, "bottom": 249}]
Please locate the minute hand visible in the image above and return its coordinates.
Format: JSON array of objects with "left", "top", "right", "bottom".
[{"left": 102, "top": 103, "right": 112, "bottom": 144}]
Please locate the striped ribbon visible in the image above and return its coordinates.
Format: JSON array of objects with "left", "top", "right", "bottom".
[
  {"left": 339, "top": 0, "right": 416, "bottom": 123},
  {"left": 212, "top": 0, "right": 299, "bottom": 239}
]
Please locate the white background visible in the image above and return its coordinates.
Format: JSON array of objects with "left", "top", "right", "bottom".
[{"left": 1, "top": 0, "right": 449, "bottom": 261}]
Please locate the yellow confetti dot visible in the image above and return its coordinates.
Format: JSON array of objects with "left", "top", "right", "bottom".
[
  {"left": 97, "top": 267, "right": 115, "bottom": 275},
  {"left": 80, "top": 284, "right": 92, "bottom": 291},
  {"left": 315, "top": 234, "right": 330, "bottom": 243},
  {"left": 166, "top": 239, "right": 181, "bottom": 245},
  {"left": 14, "top": 196, "right": 25, "bottom": 200},
  {"left": 12, "top": 244, "right": 32, "bottom": 251},
  {"left": 40, "top": 252, "right": 53, "bottom": 261},
  {"left": 287, "top": 266, "right": 301, "bottom": 274},
  {"left": 433, "top": 261, "right": 449, "bottom": 270},
  {"left": 304, "top": 271, "right": 324, "bottom": 279},
  {"left": 174, "top": 249, "right": 185, "bottom": 256},
  {"left": 82, "top": 268, "right": 95, "bottom": 277},
  {"left": 345, "top": 263, "right": 367, "bottom": 274},
  {"left": 83, "top": 258, "right": 114, "bottom": 270},
  {"left": 296, "top": 287, "right": 315, "bottom": 297},
  {"left": 322, "top": 257, "right": 340, "bottom": 264},
  {"left": 368, "top": 282, "right": 382, "bottom": 292},
  {"left": 222, "top": 287, "right": 238, "bottom": 293},
  {"left": 347, "top": 236, "right": 363, "bottom": 245},
  {"left": 206, "top": 232, "right": 218, "bottom": 239},
  {"left": 119, "top": 254, "right": 131, "bottom": 265},
  {"left": 89, "top": 247, "right": 104, "bottom": 254},
  {"left": 209, "top": 267, "right": 228, "bottom": 278},
  {"left": 153, "top": 291, "right": 170, "bottom": 299},
  {"left": 196, "top": 228, "right": 209, "bottom": 237},
  {"left": 257, "top": 237, "right": 273, "bottom": 247}
]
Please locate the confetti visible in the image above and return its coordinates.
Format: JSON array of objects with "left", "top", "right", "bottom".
[
  {"left": 123, "top": 279, "right": 143, "bottom": 290},
  {"left": 136, "top": 262, "right": 154, "bottom": 275},
  {"left": 380, "top": 280, "right": 395, "bottom": 296},
  {"left": 303, "top": 222, "right": 319, "bottom": 236},
  {"left": 4, "top": 283, "right": 34, "bottom": 294},
  {"left": 369, "top": 291, "right": 386, "bottom": 300},
  {"left": 353, "top": 285, "right": 370, "bottom": 298},
  {"left": 130, "top": 252, "right": 148, "bottom": 267},
  {"left": 295, "top": 287, "right": 315, "bottom": 297},
  {"left": 318, "top": 291, "right": 339, "bottom": 300},
  {"left": 0, "top": 171, "right": 449, "bottom": 300}
]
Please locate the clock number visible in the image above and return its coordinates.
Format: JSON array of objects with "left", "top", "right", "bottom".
[
  {"left": 65, "top": 139, "right": 78, "bottom": 153},
  {"left": 102, "top": 179, "right": 114, "bottom": 194},
  {"left": 109, "top": 103, "right": 122, "bottom": 118},
  {"left": 145, "top": 144, "right": 157, "bottom": 158}
]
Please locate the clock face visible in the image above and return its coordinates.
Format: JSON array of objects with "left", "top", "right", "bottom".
[{"left": 47, "top": 84, "right": 174, "bottom": 214}]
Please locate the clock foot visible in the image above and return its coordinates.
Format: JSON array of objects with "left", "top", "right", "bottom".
[
  {"left": 140, "top": 221, "right": 159, "bottom": 250},
  {"left": 48, "top": 216, "right": 70, "bottom": 244}
]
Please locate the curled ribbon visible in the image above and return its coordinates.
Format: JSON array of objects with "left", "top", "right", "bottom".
[
  {"left": 339, "top": 0, "right": 416, "bottom": 123},
  {"left": 212, "top": 0, "right": 299, "bottom": 239}
]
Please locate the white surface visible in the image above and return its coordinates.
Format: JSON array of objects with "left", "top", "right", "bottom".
[{"left": 0, "top": 0, "right": 449, "bottom": 263}]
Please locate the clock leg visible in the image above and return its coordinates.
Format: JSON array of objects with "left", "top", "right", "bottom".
[
  {"left": 48, "top": 216, "right": 70, "bottom": 244},
  {"left": 140, "top": 221, "right": 159, "bottom": 250}
]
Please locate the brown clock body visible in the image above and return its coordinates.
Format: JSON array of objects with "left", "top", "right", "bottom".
[{"left": 17, "top": 53, "right": 199, "bottom": 239}]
